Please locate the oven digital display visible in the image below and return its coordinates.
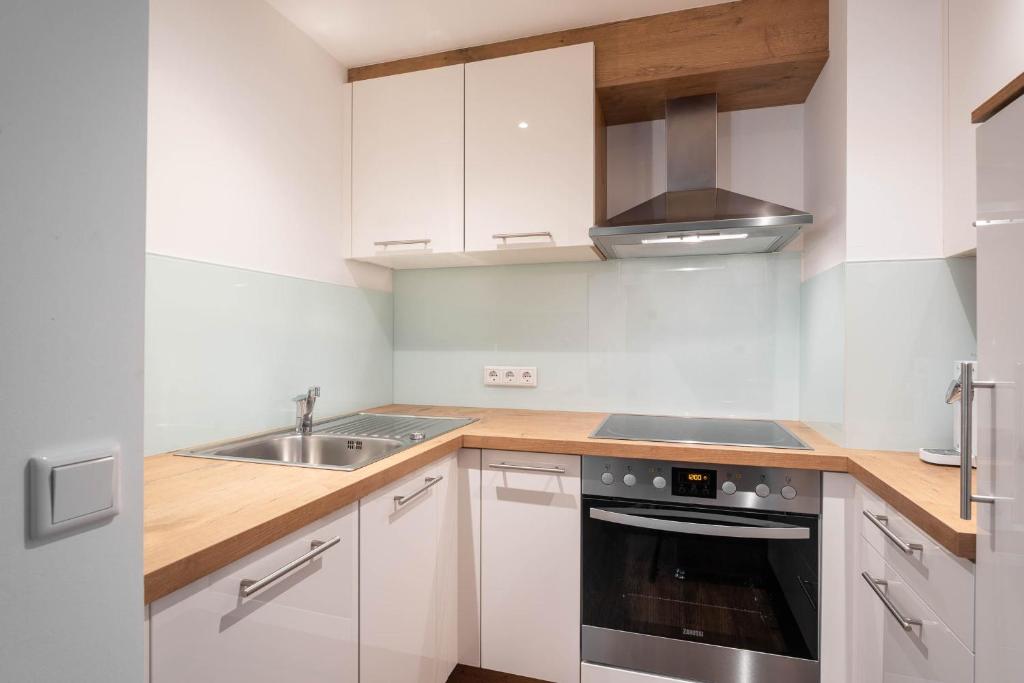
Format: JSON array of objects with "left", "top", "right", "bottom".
[{"left": 671, "top": 467, "right": 717, "bottom": 498}]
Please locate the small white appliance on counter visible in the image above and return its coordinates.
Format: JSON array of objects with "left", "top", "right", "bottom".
[{"left": 920, "top": 361, "right": 979, "bottom": 467}]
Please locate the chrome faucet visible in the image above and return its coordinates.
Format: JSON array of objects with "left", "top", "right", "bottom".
[{"left": 293, "top": 386, "right": 320, "bottom": 435}]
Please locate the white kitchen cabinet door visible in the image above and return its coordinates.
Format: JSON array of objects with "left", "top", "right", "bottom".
[
  {"left": 854, "top": 539, "right": 973, "bottom": 683},
  {"left": 361, "top": 460, "right": 443, "bottom": 683},
  {"left": 361, "top": 453, "right": 458, "bottom": 683},
  {"left": 465, "top": 44, "right": 596, "bottom": 253},
  {"left": 481, "top": 450, "right": 581, "bottom": 683},
  {"left": 352, "top": 65, "right": 464, "bottom": 259},
  {"left": 150, "top": 504, "right": 358, "bottom": 683}
]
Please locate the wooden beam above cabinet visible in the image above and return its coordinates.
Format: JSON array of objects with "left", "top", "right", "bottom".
[{"left": 347, "top": 0, "right": 829, "bottom": 126}]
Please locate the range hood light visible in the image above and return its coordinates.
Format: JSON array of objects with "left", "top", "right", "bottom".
[{"left": 641, "top": 233, "right": 749, "bottom": 245}]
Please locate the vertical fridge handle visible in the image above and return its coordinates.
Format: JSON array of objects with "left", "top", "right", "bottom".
[{"left": 948, "top": 361, "right": 997, "bottom": 520}]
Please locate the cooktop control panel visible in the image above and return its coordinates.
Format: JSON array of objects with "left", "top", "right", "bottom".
[{"left": 583, "top": 455, "right": 821, "bottom": 515}]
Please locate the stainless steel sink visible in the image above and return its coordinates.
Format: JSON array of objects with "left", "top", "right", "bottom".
[{"left": 175, "top": 412, "right": 475, "bottom": 471}]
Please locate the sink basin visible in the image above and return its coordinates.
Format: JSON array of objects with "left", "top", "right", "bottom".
[
  {"left": 175, "top": 412, "right": 476, "bottom": 471},
  {"left": 205, "top": 433, "right": 404, "bottom": 470}
]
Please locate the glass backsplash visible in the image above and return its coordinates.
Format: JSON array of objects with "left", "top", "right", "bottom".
[{"left": 144, "top": 255, "right": 393, "bottom": 455}]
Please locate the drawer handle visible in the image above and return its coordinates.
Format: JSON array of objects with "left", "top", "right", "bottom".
[
  {"left": 861, "top": 571, "right": 922, "bottom": 631},
  {"left": 489, "top": 462, "right": 565, "bottom": 474},
  {"left": 863, "top": 511, "right": 923, "bottom": 554},
  {"left": 374, "top": 238, "right": 432, "bottom": 247},
  {"left": 394, "top": 475, "right": 443, "bottom": 507},
  {"left": 492, "top": 231, "right": 553, "bottom": 241},
  {"left": 239, "top": 536, "right": 341, "bottom": 598}
]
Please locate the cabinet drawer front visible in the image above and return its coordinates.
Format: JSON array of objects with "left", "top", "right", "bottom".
[
  {"left": 857, "top": 540, "right": 974, "bottom": 683},
  {"left": 856, "top": 484, "right": 975, "bottom": 648},
  {"left": 482, "top": 450, "right": 581, "bottom": 683},
  {"left": 151, "top": 504, "right": 358, "bottom": 683}
]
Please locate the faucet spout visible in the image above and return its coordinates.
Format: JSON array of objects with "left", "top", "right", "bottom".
[{"left": 294, "top": 386, "right": 321, "bottom": 435}]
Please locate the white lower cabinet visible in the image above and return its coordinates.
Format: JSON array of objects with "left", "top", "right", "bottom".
[
  {"left": 150, "top": 503, "right": 358, "bottom": 683},
  {"left": 854, "top": 537, "right": 974, "bottom": 683},
  {"left": 360, "top": 453, "right": 458, "bottom": 683},
  {"left": 480, "top": 449, "right": 581, "bottom": 683}
]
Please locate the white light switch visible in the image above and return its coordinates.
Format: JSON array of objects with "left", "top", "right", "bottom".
[
  {"left": 51, "top": 456, "right": 115, "bottom": 524},
  {"left": 30, "top": 444, "right": 120, "bottom": 539}
]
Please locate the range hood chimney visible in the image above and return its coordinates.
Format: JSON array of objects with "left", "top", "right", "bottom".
[{"left": 590, "top": 94, "right": 812, "bottom": 259}]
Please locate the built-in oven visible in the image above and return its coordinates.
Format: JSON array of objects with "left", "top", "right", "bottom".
[{"left": 581, "top": 456, "right": 821, "bottom": 683}]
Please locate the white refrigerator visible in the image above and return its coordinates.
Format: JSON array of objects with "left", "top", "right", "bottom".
[{"left": 969, "top": 88, "right": 1024, "bottom": 683}]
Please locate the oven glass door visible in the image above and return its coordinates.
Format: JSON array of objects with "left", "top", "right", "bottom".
[{"left": 582, "top": 496, "right": 819, "bottom": 661}]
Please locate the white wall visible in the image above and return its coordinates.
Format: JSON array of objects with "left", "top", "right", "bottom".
[
  {"left": 846, "top": 0, "right": 944, "bottom": 262},
  {"left": 148, "top": 0, "right": 390, "bottom": 291},
  {"left": 944, "top": 0, "right": 1024, "bottom": 256},
  {"left": 606, "top": 105, "right": 805, "bottom": 220},
  {"left": 804, "top": 0, "right": 950, "bottom": 277},
  {"left": 801, "top": 0, "right": 847, "bottom": 279},
  {"left": 0, "top": 2, "right": 147, "bottom": 680}
]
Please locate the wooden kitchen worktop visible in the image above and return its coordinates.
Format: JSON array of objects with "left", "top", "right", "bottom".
[{"left": 144, "top": 405, "right": 976, "bottom": 603}]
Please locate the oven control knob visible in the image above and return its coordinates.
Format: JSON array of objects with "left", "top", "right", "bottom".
[
  {"left": 755, "top": 483, "right": 771, "bottom": 498},
  {"left": 652, "top": 476, "right": 667, "bottom": 489},
  {"left": 623, "top": 473, "right": 637, "bottom": 486},
  {"left": 600, "top": 472, "right": 614, "bottom": 485},
  {"left": 721, "top": 481, "right": 737, "bottom": 495},
  {"left": 781, "top": 485, "right": 797, "bottom": 500}
]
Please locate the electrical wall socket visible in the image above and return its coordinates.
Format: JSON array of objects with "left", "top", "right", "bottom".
[{"left": 484, "top": 366, "right": 537, "bottom": 388}]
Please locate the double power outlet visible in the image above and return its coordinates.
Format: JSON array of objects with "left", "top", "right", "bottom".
[{"left": 484, "top": 366, "right": 537, "bottom": 388}]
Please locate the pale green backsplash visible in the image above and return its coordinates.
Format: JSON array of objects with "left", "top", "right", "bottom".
[
  {"left": 394, "top": 254, "right": 802, "bottom": 419},
  {"left": 800, "top": 258, "right": 977, "bottom": 451},
  {"left": 144, "top": 255, "right": 393, "bottom": 455},
  {"left": 844, "top": 258, "right": 976, "bottom": 451},
  {"left": 800, "top": 264, "right": 846, "bottom": 444}
]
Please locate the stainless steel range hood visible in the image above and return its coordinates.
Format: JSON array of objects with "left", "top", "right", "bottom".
[{"left": 590, "top": 94, "right": 812, "bottom": 259}]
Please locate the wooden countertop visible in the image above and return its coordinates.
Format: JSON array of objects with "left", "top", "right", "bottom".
[{"left": 144, "top": 405, "right": 976, "bottom": 604}]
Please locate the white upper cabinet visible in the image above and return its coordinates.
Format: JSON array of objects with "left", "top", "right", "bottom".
[
  {"left": 464, "top": 43, "right": 597, "bottom": 254},
  {"left": 352, "top": 65, "right": 465, "bottom": 259}
]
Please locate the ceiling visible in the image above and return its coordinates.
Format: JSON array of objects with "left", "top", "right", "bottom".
[{"left": 265, "top": 0, "right": 731, "bottom": 68}]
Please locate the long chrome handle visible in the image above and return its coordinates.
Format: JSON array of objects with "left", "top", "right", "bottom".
[
  {"left": 861, "top": 571, "right": 921, "bottom": 631},
  {"left": 489, "top": 462, "right": 566, "bottom": 474},
  {"left": 863, "top": 511, "right": 923, "bottom": 554},
  {"left": 949, "top": 361, "right": 997, "bottom": 520},
  {"left": 394, "top": 475, "right": 443, "bottom": 507},
  {"left": 492, "top": 231, "right": 553, "bottom": 240},
  {"left": 374, "top": 238, "right": 432, "bottom": 247},
  {"left": 239, "top": 536, "right": 340, "bottom": 598},
  {"left": 590, "top": 507, "right": 810, "bottom": 540}
]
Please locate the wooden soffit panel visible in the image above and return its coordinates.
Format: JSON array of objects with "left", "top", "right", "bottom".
[{"left": 348, "top": 0, "right": 829, "bottom": 125}]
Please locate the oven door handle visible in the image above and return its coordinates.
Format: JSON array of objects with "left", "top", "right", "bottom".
[{"left": 589, "top": 507, "right": 811, "bottom": 540}]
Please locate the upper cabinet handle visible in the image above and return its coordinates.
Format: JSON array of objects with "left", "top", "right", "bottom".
[
  {"left": 863, "top": 511, "right": 922, "bottom": 554},
  {"left": 492, "top": 231, "right": 553, "bottom": 241},
  {"left": 374, "top": 239, "right": 432, "bottom": 247}
]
